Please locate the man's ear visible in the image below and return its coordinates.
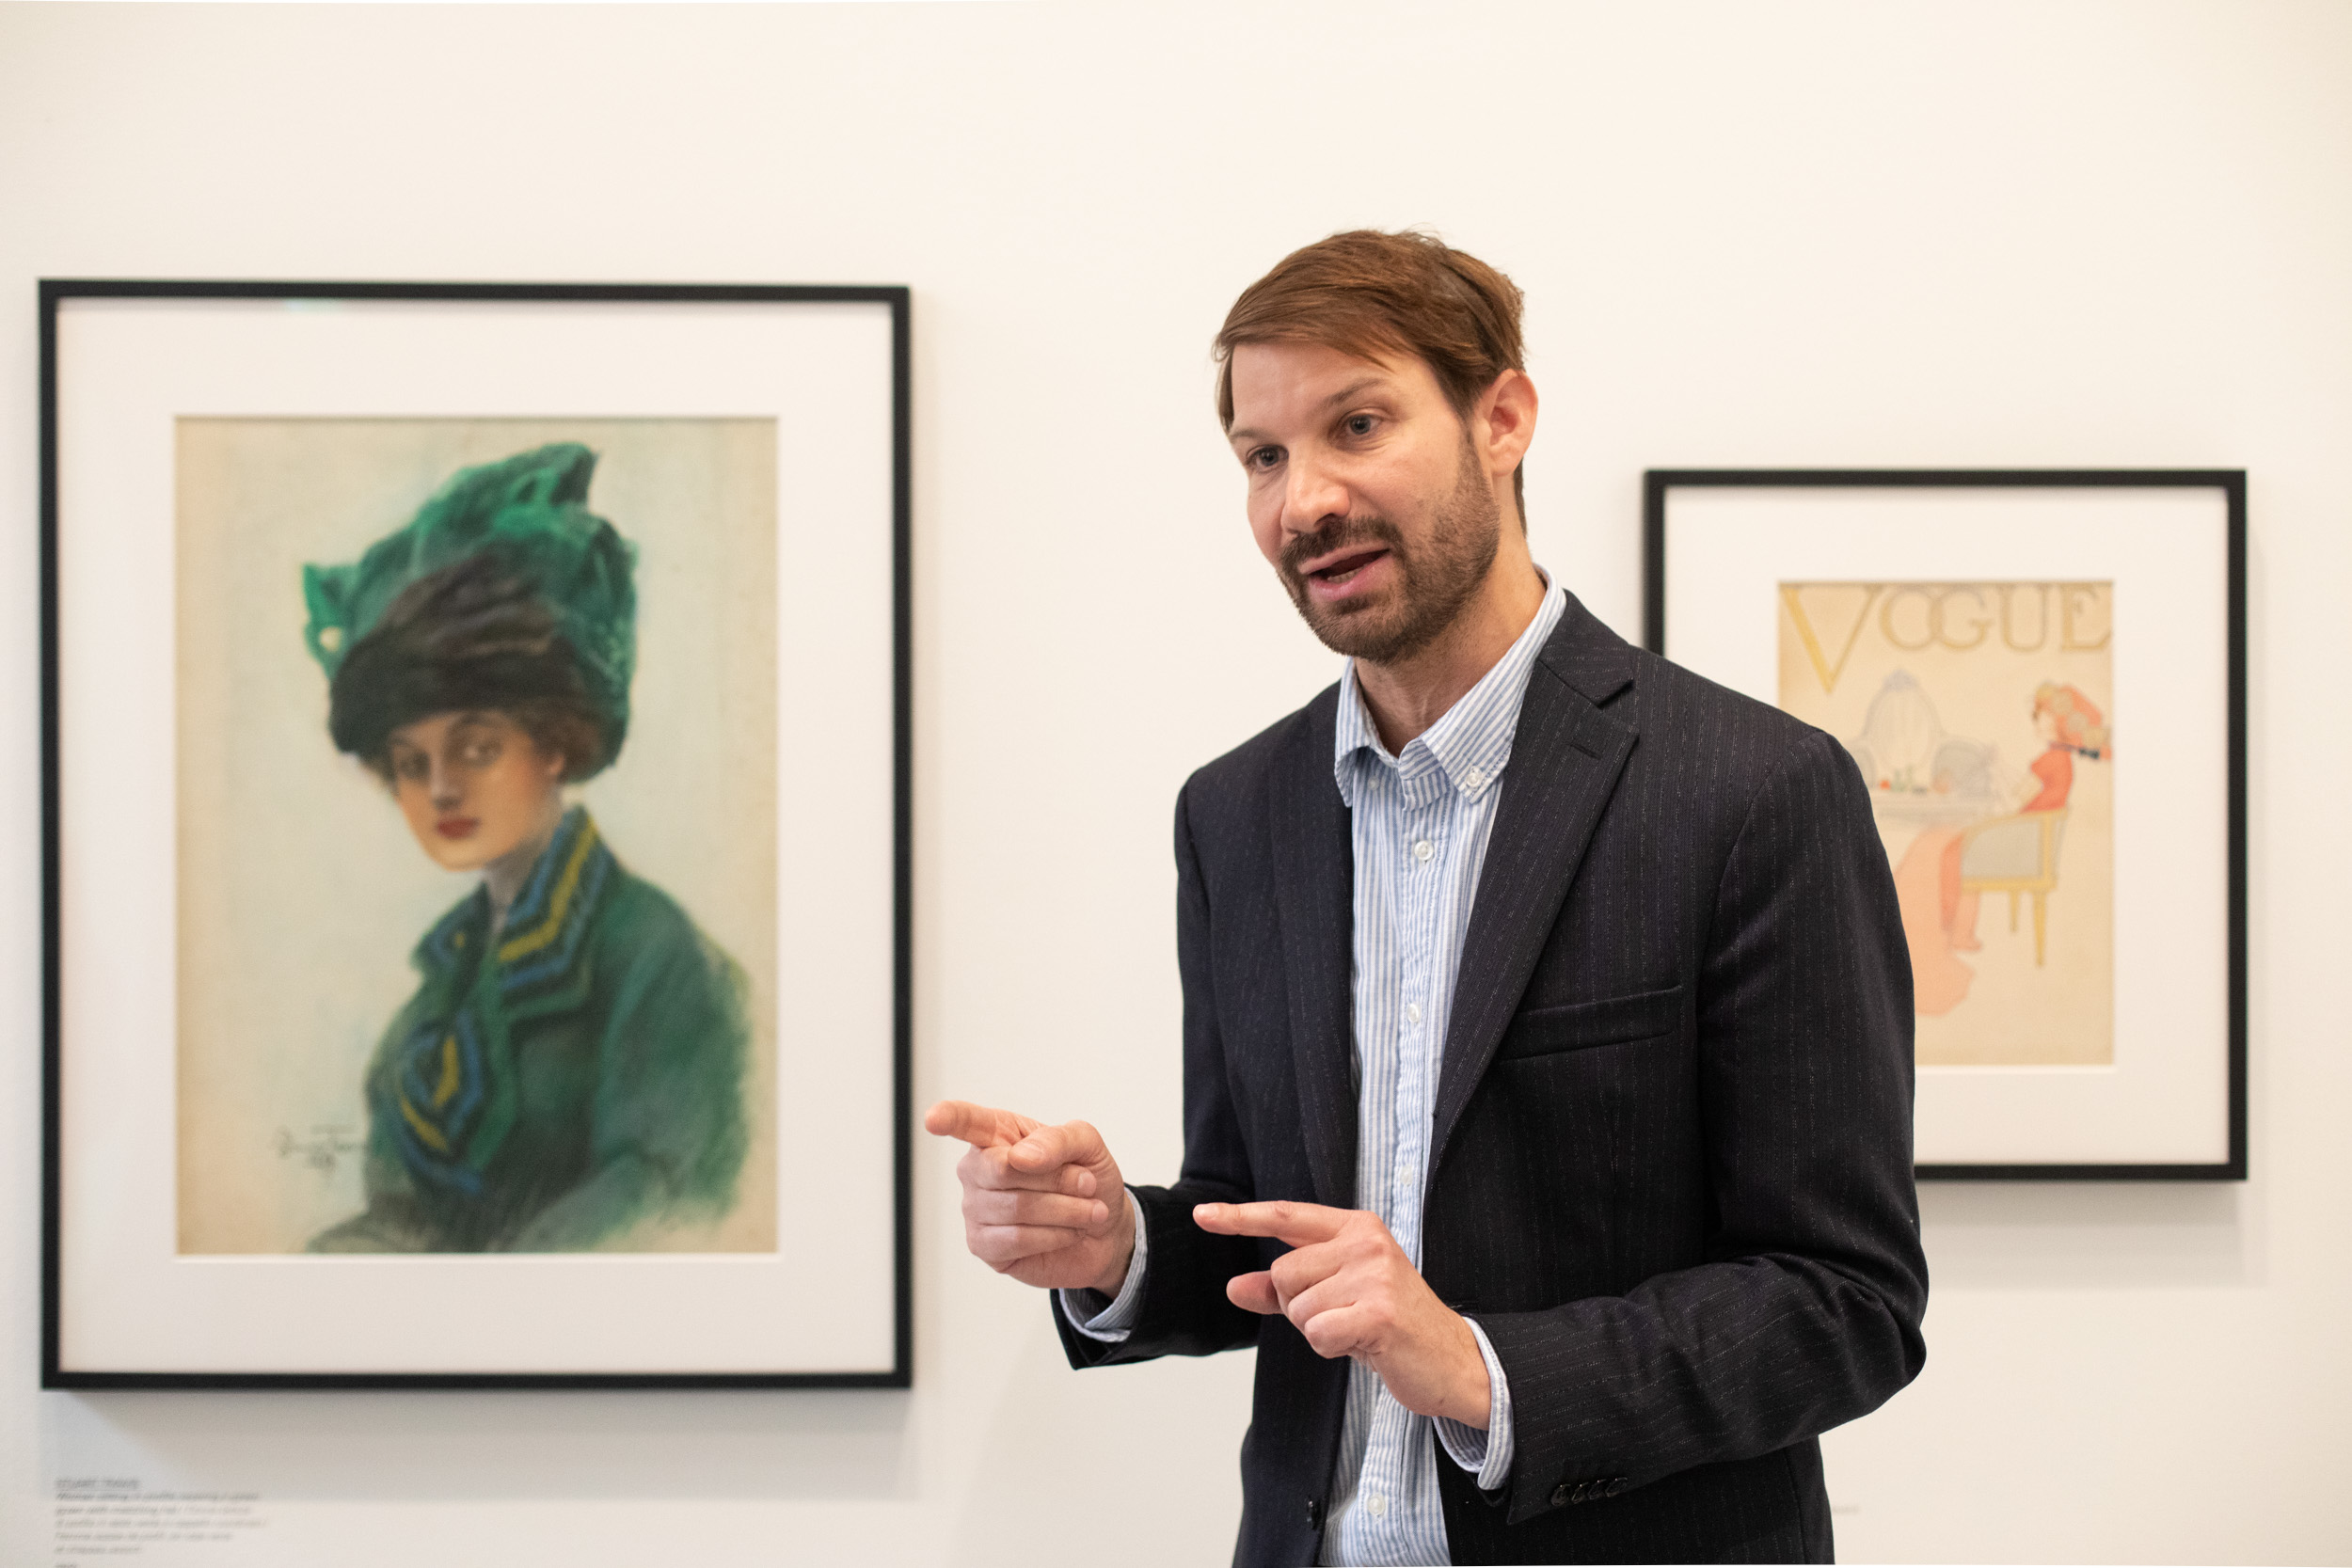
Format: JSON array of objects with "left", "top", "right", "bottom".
[{"left": 1475, "top": 369, "right": 1538, "bottom": 481}]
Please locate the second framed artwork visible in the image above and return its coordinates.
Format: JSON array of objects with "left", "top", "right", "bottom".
[
  {"left": 1646, "top": 469, "right": 2245, "bottom": 1180},
  {"left": 44, "top": 282, "right": 910, "bottom": 1385}
]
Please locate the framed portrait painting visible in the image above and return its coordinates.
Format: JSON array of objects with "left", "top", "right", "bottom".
[
  {"left": 1645, "top": 469, "right": 2245, "bottom": 1180},
  {"left": 41, "top": 282, "right": 911, "bottom": 1385}
]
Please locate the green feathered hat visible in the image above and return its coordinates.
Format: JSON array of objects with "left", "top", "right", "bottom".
[{"left": 302, "top": 442, "right": 638, "bottom": 779}]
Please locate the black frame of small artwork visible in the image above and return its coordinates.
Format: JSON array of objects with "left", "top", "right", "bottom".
[
  {"left": 40, "top": 280, "right": 916, "bottom": 1388},
  {"left": 1643, "top": 468, "right": 2248, "bottom": 1182}
]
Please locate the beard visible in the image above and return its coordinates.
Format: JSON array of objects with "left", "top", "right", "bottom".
[{"left": 1276, "top": 436, "right": 1502, "bottom": 665}]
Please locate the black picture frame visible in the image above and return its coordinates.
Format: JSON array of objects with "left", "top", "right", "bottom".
[
  {"left": 1645, "top": 468, "right": 2247, "bottom": 1182},
  {"left": 40, "top": 280, "right": 914, "bottom": 1387}
]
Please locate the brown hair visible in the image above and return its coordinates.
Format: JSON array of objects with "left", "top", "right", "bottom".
[{"left": 1215, "top": 229, "right": 1529, "bottom": 519}]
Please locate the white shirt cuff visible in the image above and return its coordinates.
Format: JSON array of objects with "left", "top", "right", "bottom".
[
  {"left": 1433, "top": 1317, "right": 1515, "bottom": 1492},
  {"left": 1055, "top": 1190, "right": 1148, "bottom": 1343}
]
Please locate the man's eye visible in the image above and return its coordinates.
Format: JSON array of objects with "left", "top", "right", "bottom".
[
  {"left": 1247, "top": 446, "right": 1282, "bottom": 470},
  {"left": 1343, "top": 414, "right": 1375, "bottom": 437}
]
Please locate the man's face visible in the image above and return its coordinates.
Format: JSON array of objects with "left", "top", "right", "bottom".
[{"left": 1226, "top": 341, "right": 1501, "bottom": 665}]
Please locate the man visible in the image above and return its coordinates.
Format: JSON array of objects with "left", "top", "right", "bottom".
[{"left": 929, "top": 230, "right": 1926, "bottom": 1566}]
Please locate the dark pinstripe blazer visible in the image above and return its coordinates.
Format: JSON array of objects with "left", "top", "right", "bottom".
[{"left": 1057, "top": 594, "right": 1927, "bottom": 1566}]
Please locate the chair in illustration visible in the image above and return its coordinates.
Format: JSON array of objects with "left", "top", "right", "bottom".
[{"left": 1957, "top": 808, "right": 2069, "bottom": 966}]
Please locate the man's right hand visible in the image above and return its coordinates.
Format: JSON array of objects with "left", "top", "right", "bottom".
[{"left": 925, "top": 1100, "right": 1136, "bottom": 1295}]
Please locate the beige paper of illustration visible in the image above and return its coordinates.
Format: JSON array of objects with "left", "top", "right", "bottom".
[{"left": 1778, "top": 582, "right": 2115, "bottom": 1068}]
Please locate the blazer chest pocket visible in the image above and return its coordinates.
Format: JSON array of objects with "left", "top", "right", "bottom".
[{"left": 1498, "top": 984, "right": 1683, "bottom": 1061}]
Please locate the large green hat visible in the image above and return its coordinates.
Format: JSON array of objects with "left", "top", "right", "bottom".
[{"left": 302, "top": 442, "right": 638, "bottom": 777}]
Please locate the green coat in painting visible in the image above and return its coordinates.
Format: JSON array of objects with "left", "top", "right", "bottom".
[{"left": 311, "top": 807, "right": 748, "bottom": 1253}]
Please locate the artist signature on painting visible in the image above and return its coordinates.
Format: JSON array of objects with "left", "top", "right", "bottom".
[{"left": 275, "top": 1125, "right": 363, "bottom": 1175}]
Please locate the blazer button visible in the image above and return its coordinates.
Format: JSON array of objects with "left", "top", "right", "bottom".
[
  {"left": 1605, "top": 1477, "right": 1629, "bottom": 1497},
  {"left": 1305, "top": 1497, "right": 1322, "bottom": 1528},
  {"left": 1549, "top": 1483, "right": 1570, "bottom": 1509}
]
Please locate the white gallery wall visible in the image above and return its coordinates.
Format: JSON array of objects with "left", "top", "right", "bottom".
[{"left": 2, "top": 1, "right": 2347, "bottom": 1561}]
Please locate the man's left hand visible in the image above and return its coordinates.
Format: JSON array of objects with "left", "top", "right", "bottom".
[{"left": 1194, "top": 1200, "right": 1490, "bottom": 1429}]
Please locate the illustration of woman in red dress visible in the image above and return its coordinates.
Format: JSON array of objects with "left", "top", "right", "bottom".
[{"left": 1898, "top": 683, "right": 2110, "bottom": 1015}]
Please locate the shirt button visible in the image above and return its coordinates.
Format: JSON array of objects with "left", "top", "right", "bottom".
[
  {"left": 1366, "top": 1492, "right": 1387, "bottom": 1517},
  {"left": 1465, "top": 767, "right": 1486, "bottom": 788},
  {"left": 1413, "top": 840, "right": 1434, "bottom": 863},
  {"left": 1406, "top": 1002, "right": 1422, "bottom": 1025}
]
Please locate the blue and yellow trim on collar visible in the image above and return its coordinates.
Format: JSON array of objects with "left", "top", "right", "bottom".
[
  {"left": 492, "top": 806, "right": 615, "bottom": 1003},
  {"left": 387, "top": 807, "right": 618, "bottom": 1193},
  {"left": 412, "top": 807, "right": 615, "bottom": 989}
]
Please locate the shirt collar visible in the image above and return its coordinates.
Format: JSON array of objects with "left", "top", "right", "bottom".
[{"left": 1333, "top": 571, "right": 1567, "bottom": 810}]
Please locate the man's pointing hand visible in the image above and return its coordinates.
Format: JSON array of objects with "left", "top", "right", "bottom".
[
  {"left": 1196, "top": 1199, "right": 1491, "bottom": 1429},
  {"left": 926, "top": 1100, "right": 1136, "bottom": 1295}
]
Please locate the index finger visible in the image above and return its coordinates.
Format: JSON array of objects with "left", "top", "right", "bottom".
[
  {"left": 1192, "top": 1200, "right": 1348, "bottom": 1245},
  {"left": 924, "top": 1100, "right": 1041, "bottom": 1149}
]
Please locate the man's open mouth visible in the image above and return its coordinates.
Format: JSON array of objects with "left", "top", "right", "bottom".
[{"left": 1306, "top": 547, "right": 1388, "bottom": 584}]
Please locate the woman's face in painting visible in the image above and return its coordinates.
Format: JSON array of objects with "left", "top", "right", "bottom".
[
  {"left": 383, "top": 710, "right": 566, "bottom": 873},
  {"left": 2033, "top": 705, "right": 2061, "bottom": 746}
]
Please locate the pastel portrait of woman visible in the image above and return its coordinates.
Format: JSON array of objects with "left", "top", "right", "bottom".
[{"left": 301, "top": 443, "right": 749, "bottom": 1253}]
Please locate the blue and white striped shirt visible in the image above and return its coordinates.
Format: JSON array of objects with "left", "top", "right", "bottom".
[
  {"left": 1316, "top": 576, "right": 1562, "bottom": 1564},
  {"left": 1070, "top": 576, "right": 1567, "bottom": 1565}
]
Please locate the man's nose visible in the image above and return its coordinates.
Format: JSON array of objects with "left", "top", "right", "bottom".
[{"left": 1281, "top": 451, "right": 1348, "bottom": 537}]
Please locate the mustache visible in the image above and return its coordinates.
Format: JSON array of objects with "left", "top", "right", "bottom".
[{"left": 1279, "top": 515, "right": 1406, "bottom": 578}]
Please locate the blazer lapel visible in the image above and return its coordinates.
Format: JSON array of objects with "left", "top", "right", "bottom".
[
  {"left": 1430, "top": 602, "right": 1640, "bottom": 1173},
  {"left": 1268, "top": 687, "right": 1359, "bottom": 1210}
]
